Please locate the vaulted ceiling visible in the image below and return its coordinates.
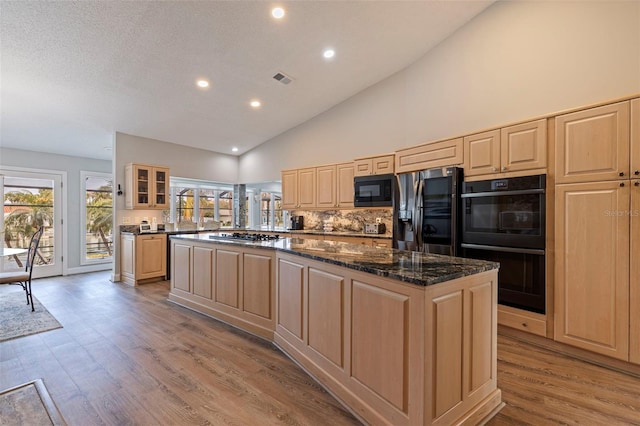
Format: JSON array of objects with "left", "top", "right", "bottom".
[{"left": 1, "top": 1, "right": 494, "bottom": 161}]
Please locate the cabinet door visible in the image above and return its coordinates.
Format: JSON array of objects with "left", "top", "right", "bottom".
[
  {"left": 372, "top": 155, "right": 395, "bottom": 175},
  {"left": 500, "top": 119, "right": 547, "bottom": 173},
  {"left": 555, "top": 101, "right": 630, "bottom": 184},
  {"left": 152, "top": 167, "right": 170, "bottom": 209},
  {"left": 464, "top": 129, "right": 501, "bottom": 177},
  {"left": 630, "top": 179, "right": 640, "bottom": 364},
  {"left": 336, "top": 163, "right": 354, "bottom": 208},
  {"left": 281, "top": 169, "right": 298, "bottom": 209},
  {"left": 172, "top": 242, "right": 192, "bottom": 292},
  {"left": 632, "top": 98, "right": 640, "bottom": 178},
  {"left": 136, "top": 234, "right": 167, "bottom": 280},
  {"left": 297, "top": 167, "right": 316, "bottom": 208},
  {"left": 395, "top": 138, "right": 463, "bottom": 174},
  {"left": 316, "top": 165, "right": 337, "bottom": 208},
  {"left": 555, "top": 181, "right": 630, "bottom": 360},
  {"left": 133, "top": 164, "right": 151, "bottom": 208},
  {"left": 353, "top": 159, "right": 372, "bottom": 177}
]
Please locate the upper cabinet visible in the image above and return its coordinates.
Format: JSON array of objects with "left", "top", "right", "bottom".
[
  {"left": 283, "top": 162, "right": 354, "bottom": 210},
  {"left": 555, "top": 101, "right": 630, "bottom": 184},
  {"left": 316, "top": 165, "right": 337, "bottom": 209},
  {"left": 353, "top": 154, "right": 394, "bottom": 177},
  {"left": 336, "top": 162, "right": 355, "bottom": 208},
  {"left": 395, "top": 138, "right": 463, "bottom": 174},
  {"left": 464, "top": 119, "right": 547, "bottom": 179},
  {"left": 282, "top": 168, "right": 316, "bottom": 210},
  {"left": 125, "top": 163, "right": 170, "bottom": 209}
]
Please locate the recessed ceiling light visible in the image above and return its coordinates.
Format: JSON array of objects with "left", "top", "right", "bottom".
[
  {"left": 250, "top": 100, "right": 261, "bottom": 108},
  {"left": 323, "top": 49, "right": 335, "bottom": 59},
  {"left": 196, "top": 79, "right": 210, "bottom": 89},
  {"left": 271, "top": 7, "right": 285, "bottom": 19},
  {"left": 232, "top": 147, "right": 239, "bottom": 152}
]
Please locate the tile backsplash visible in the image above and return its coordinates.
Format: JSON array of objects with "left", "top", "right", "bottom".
[{"left": 289, "top": 208, "right": 393, "bottom": 236}]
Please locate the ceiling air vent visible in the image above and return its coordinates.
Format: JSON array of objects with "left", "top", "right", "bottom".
[{"left": 273, "top": 72, "right": 293, "bottom": 85}]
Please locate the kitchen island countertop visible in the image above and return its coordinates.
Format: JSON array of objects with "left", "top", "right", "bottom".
[{"left": 170, "top": 232, "right": 497, "bottom": 287}]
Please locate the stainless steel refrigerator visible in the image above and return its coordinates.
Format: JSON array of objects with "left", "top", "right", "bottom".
[{"left": 393, "top": 166, "right": 463, "bottom": 256}]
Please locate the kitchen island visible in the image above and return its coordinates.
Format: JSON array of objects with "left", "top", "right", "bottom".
[{"left": 168, "top": 234, "right": 502, "bottom": 425}]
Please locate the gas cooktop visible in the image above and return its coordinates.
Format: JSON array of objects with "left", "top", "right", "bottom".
[{"left": 209, "top": 232, "right": 280, "bottom": 242}]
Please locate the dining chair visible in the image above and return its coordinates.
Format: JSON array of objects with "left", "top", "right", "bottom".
[{"left": 0, "top": 227, "right": 44, "bottom": 311}]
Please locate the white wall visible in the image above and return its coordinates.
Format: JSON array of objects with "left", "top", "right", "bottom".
[
  {"left": 113, "top": 132, "right": 238, "bottom": 280},
  {"left": 0, "top": 147, "right": 111, "bottom": 273},
  {"left": 238, "top": 0, "right": 640, "bottom": 182}
]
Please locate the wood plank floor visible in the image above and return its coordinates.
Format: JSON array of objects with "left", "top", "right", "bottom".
[{"left": 2, "top": 272, "right": 640, "bottom": 425}]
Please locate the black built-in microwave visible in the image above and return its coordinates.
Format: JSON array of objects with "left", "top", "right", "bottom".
[{"left": 354, "top": 174, "right": 395, "bottom": 207}]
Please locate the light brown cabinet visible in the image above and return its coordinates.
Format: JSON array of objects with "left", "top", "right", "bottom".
[
  {"left": 553, "top": 98, "right": 640, "bottom": 364},
  {"left": 353, "top": 154, "right": 394, "bottom": 177},
  {"left": 395, "top": 138, "right": 463, "bottom": 174},
  {"left": 281, "top": 169, "right": 298, "bottom": 210},
  {"left": 554, "top": 181, "right": 631, "bottom": 361},
  {"left": 281, "top": 167, "right": 316, "bottom": 209},
  {"left": 555, "top": 101, "right": 631, "bottom": 184},
  {"left": 336, "top": 162, "right": 355, "bottom": 208},
  {"left": 316, "top": 165, "right": 337, "bottom": 209},
  {"left": 274, "top": 252, "right": 500, "bottom": 425},
  {"left": 120, "top": 233, "right": 167, "bottom": 285},
  {"left": 283, "top": 162, "right": 354, "bottom": 210},
  {"left": 169, "top": 240, "right": 275, "bottom": 339},
  {"left": 464, "top": 119, "right": 547, "bottom": 179},
  {"left": 125, "top": 163, "right": 170, "bottom": 209}
]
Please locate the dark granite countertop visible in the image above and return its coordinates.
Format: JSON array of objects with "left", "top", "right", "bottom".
[
  {"left": 119, "top": 225, "right": 390, "bottom": 239},
  {"left": 170, "top": 233, "right": 498, "bottom": 287}
]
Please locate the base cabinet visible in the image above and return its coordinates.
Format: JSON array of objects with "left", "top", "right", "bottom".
[
  {"left": 274, "top": 252, "right": 500, "bottom": 425},
  {"left": 554, "top": 181, "right": 631, "bottom": 360},
  {"left": 169, "top": 240, "right": 275, "bottom": 339},
  {"left": 120, "top": 233, "right": 167, "bottom": 285}
]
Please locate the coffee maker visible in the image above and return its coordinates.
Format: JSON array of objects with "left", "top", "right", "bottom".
[{"left": 290, "top": 215, "right": 304, "bottom": 230}]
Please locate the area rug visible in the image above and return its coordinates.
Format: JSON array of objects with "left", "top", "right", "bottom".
[
  {"left": 0, "top": 379, "right": 67, "bottom": 425},
  {"left": 0, "top": 293, "right": 62, "bottom": 342}
]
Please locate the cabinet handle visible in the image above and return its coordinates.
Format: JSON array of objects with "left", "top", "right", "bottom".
[
  {"left": 502, "top": 166, "right": 507, "bottom": 172},
  {"left": 634, "top": 181, "right": 640, "bottom": 186},
  {"left": 619, "top": 171, "right": 625, "bottom": 177},
  {"left": 635, "top": 170, "right": 640, "bottom": 176},
  {"left": 492, "top": 167, "right": 498, "bottom": 173},
  {"left": 521, "top": 322, "right": 528, "bottom": 328},
  {"left": 620, "top": 182, "right": 625, "bottom": 187}
]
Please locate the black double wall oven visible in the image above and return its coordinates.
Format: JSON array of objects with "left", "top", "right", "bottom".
[{"left": 461, "top": 175, "right": 546, "bottom": 314}]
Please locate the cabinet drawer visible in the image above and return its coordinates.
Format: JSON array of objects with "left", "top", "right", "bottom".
[{"left": 498, "top": 305, "right": 546, "bottom": 337}]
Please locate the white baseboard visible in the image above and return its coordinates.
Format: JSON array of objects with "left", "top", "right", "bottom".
[{"left": 65, "top": 264, "right": 112, "bottom": 275}]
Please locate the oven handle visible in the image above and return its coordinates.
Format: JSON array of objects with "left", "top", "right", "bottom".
[
  {"left": 461, "top": 188, "right": 545, "bottom": 198},
  {"left": 461, "top": 243, "right": 545, "bottom": 256}
]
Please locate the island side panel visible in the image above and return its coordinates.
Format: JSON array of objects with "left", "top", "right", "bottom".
[{"left": 424, "top": 269, "right": 501, "bottom": 426}]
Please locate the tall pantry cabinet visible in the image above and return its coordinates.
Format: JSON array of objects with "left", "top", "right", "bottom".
[{"left": 554, "top": 99, "right": 640, "bottom": 363}]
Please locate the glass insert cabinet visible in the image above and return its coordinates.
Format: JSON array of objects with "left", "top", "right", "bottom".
[{"left": 125, "top": 163, "right": 170, "bottom": 209}]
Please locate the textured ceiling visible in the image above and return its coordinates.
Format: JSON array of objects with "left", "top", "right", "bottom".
[{"left": 0, "top": 1, "right": 494, "bottom": 161}]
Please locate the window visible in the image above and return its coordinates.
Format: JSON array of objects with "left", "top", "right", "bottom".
[
  {"left": 82, "top": 172, "right": 113, "bottom": 263},
  {"left": 167, "top": 178, "right": 235, "bottom": 228},
  {"left": 260, "top": 192, "right": 283, "bottom": 228}
]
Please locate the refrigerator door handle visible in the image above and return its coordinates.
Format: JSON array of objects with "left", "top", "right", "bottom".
[{"left": 414, "top": 178, "right": 424, "bottom": 250}]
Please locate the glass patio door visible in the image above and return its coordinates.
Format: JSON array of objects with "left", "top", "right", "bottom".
[{"left": 0, "top": 170, "right": 63, "bottom": 278}]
